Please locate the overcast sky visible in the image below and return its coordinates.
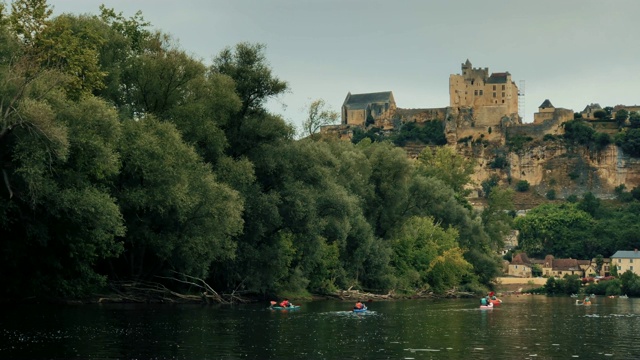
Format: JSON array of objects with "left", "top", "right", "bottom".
[{"left": 47, "top": 0, "right": 640, "bottom": 127}]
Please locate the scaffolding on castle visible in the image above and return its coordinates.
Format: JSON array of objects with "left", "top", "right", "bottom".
[{"left": 518, "top": 80, "right": 526, "bottom": 122}]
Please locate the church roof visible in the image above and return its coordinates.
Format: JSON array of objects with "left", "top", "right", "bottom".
[{"left": 343, "top": 91, "right": 394, "bottom": 110}]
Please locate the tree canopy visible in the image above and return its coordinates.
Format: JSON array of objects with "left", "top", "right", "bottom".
[{"left": 0, "top": 1, "right": 510, "bottom": 300}]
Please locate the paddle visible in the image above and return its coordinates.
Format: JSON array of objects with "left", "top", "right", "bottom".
[{"left": 270, "top": 301, "right": 276, "bottom": 307}]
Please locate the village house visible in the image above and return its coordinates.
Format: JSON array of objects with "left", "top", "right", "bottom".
[
  {"left": 507, "top": 253, "right": 612, "bottom": 279},
  {"left": 611, "top": 250, "right": 640, "bottom": 276}
]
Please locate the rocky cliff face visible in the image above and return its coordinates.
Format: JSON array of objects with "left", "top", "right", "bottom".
[{"left": 465, "top": 140, "right": 640, "bottom": 201}]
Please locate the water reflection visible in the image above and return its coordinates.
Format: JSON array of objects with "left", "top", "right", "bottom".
[{"left": 1, "top": 297, "right": 639, "bottom": 359}]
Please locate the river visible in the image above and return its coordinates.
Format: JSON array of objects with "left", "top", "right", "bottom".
[{"left": 1, "top": 295, "right": 639, "bottom": 359}]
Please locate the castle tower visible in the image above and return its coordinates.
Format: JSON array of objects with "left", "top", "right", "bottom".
[{"left": 449, "top": 60, "right": 519, "bottom": 126}]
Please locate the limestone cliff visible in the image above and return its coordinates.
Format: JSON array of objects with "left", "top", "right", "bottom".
[{"left": 463, "top": 139, "right": 640, "bottom": 204}]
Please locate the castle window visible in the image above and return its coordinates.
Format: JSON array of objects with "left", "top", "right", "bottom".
[
  {"left": 474, "top": 90, "right": 478, "bottom": 96},
  {"left": 502, "top": 100, "right": 505, "bottom": 103},
  {"left": 502, "top": 85, "right": 505, "bottom": 90},
  {"left": 493, "top": 92, "right": 496, "bottom": 98},
  {"left": 479, "top": 90, "right": 483, "bottom": 95},
  {"left": 493, "top": 85, "right": 496, "bottom": 90}
]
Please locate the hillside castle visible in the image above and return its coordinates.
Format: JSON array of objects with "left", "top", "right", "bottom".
[
  {"left": 322, "top": 60, "right": 640, "bottom": 199},
  {"left": 325, "top": 59, "right": 575, "bottom": 145}
]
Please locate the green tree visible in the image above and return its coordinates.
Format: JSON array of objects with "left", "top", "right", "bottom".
[
  {"left": 390, "top": 216, "right": 471, "bottom": 292},
  {"left": 211, "top": 42, "right": 291, "bottom": 158},
  {"left": 514, "top": 203, "right": 595, "bottom": 258},
  {"left": 595, "top": 254, "right": 604, "bottom": 275},
  {"left": 481, "top": 187, "right": 515, "bottom": 250},
  {"left": 616, "top": 128, "right": 640, "bottom": 157},
  {"left": 593, "top": 110, "right": 607, "bottom": 120},
  {"left": 578, "top": 192, "right": 601, "bottom": 218},
  {"left": 114, "top": 117, "right": 243, "bottom": 280},
  {"left": 481, "top": 174, "right": 500, "bottom": 198},
  {"left": 629, "top": 112, "right": 640, "bottom": 129},
  {"left": 301, "top": 98, "right": 338, "bottom": 137},
  {"left": 0, "top": 91, "right": 127, "bottom": 297},
  {"left": 563, "top": 120, "right": 595, "bottom": 145},
  {"left": 8, "top": 0, "right": 52, "bottom": 46},
  {"left": 416, "top": 146, "right": 475, "bottom": 196},
  {"left": 212, "top": 42, "right": 288, "bottom": 119},
  {"left": 615, "top": 109, "right": 629, "bottom": 127},
  {"left": 593, "top": 132, "right": 611, "bottom": 151}
]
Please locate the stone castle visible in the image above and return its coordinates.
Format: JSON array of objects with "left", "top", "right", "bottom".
[
  {"left": 329, "top": 59, "right": 573, "bottom": 145},
  {"left": 322, "top": 60, "right": 640, "bottom": 200}
]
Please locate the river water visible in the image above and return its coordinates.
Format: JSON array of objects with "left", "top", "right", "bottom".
[{"left": 1, "top": 295, "right": 639, "bottom": 359}]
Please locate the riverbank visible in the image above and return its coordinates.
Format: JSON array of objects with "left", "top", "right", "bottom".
[
  {"left": 494, "top": 276, "right": 547, "bottom": 294},
  {"left": 7, "top": 278, "right": 531, "bottom": 305}
]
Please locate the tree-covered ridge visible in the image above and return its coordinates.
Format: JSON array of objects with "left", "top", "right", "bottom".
[
  {"left": 513, "top": 193, "right": 640, "bottom": 260},
  {"left": 0, "top": 0, "right": 509, "bottom": 300}
]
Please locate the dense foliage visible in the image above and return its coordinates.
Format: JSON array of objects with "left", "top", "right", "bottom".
[
  {"left": 0, "top": 1, "right": 507, "bottom": 300},
  {"left": 514, "top": 196, "right": 640, "bottom": 259}
]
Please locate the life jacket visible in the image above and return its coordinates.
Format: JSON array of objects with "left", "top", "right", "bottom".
[
  {"left": 355, "top": 303, "right": 363, "bottom": 309},
  {"left": 481, "top": 297, "right": 487, "bottom": 305},
  {"left": 280, "top": 301, "right": 289, "bottom": 307}
]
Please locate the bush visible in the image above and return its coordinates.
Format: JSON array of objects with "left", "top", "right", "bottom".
[
  {"left": 569, "top": 171, "right": 580, "bottom": 180},
  {"left": 507, "top": 135, "right": 533, "bottom": 153},
  {"left": 515, "top": 180, "right": 530, "bottom": 192},
  {"left": 546, "top": 189, "right": 556, "bottom": 200},
  {"left": 489, "top": 155, "right": 508, "bottom": 169}
]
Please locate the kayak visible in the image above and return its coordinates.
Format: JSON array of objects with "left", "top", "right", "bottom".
[
  {"left": 490, "top": 299, "right": 502, "bottom": 305},
  {"left": 270, "top": 305, "right": 300, "bottom": 310},
  {"left": 353, "top": 306, "right": 368, "bottom": 313},
  {"left": 480, "top": 303, "right": 494, "bottom": 309}
]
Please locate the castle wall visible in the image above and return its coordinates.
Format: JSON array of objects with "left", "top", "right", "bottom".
[
  {"left": 344, "top": 109, "right": 366, "bottom": 126},
  {"left": 395, "top": 108, "right": 447, "bottom": 122},
  {"left": 449, "top": 74, "right": 465, "bottom": 107},
  {"left": 533, "top": 108, "right": 573, "bottom": 125},
  {"left": 506, "top": 116, "right": 566, "bottom": 140},
  {"left": 475, "top": 105, "right": 509, "bottom": 127},
  {"left": 319, "top": 124, "right": 354, "bottom": 140}
]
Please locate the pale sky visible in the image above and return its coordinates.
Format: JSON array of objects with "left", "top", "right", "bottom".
[{"left": 47, "top": 0, "right": 640, "bottom": 128}]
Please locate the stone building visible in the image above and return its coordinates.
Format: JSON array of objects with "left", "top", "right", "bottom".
[
  {"left": 611, "top": 250, "right": 640, "bottom": 276},
  {"left": 581, "top": 103, "right": 602, "bottom": 119},
  {"left": 612, "top": 104, "right": 640, "bottom": 120},
  {"left": 341, "top": 91, "right": 396, "bottom": 127},
  {"left": 449, "top": 59, "right": 519, "bottom": 126},
  {"left": 533, "top": 99, "right": 574, "bottom": 126}
]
